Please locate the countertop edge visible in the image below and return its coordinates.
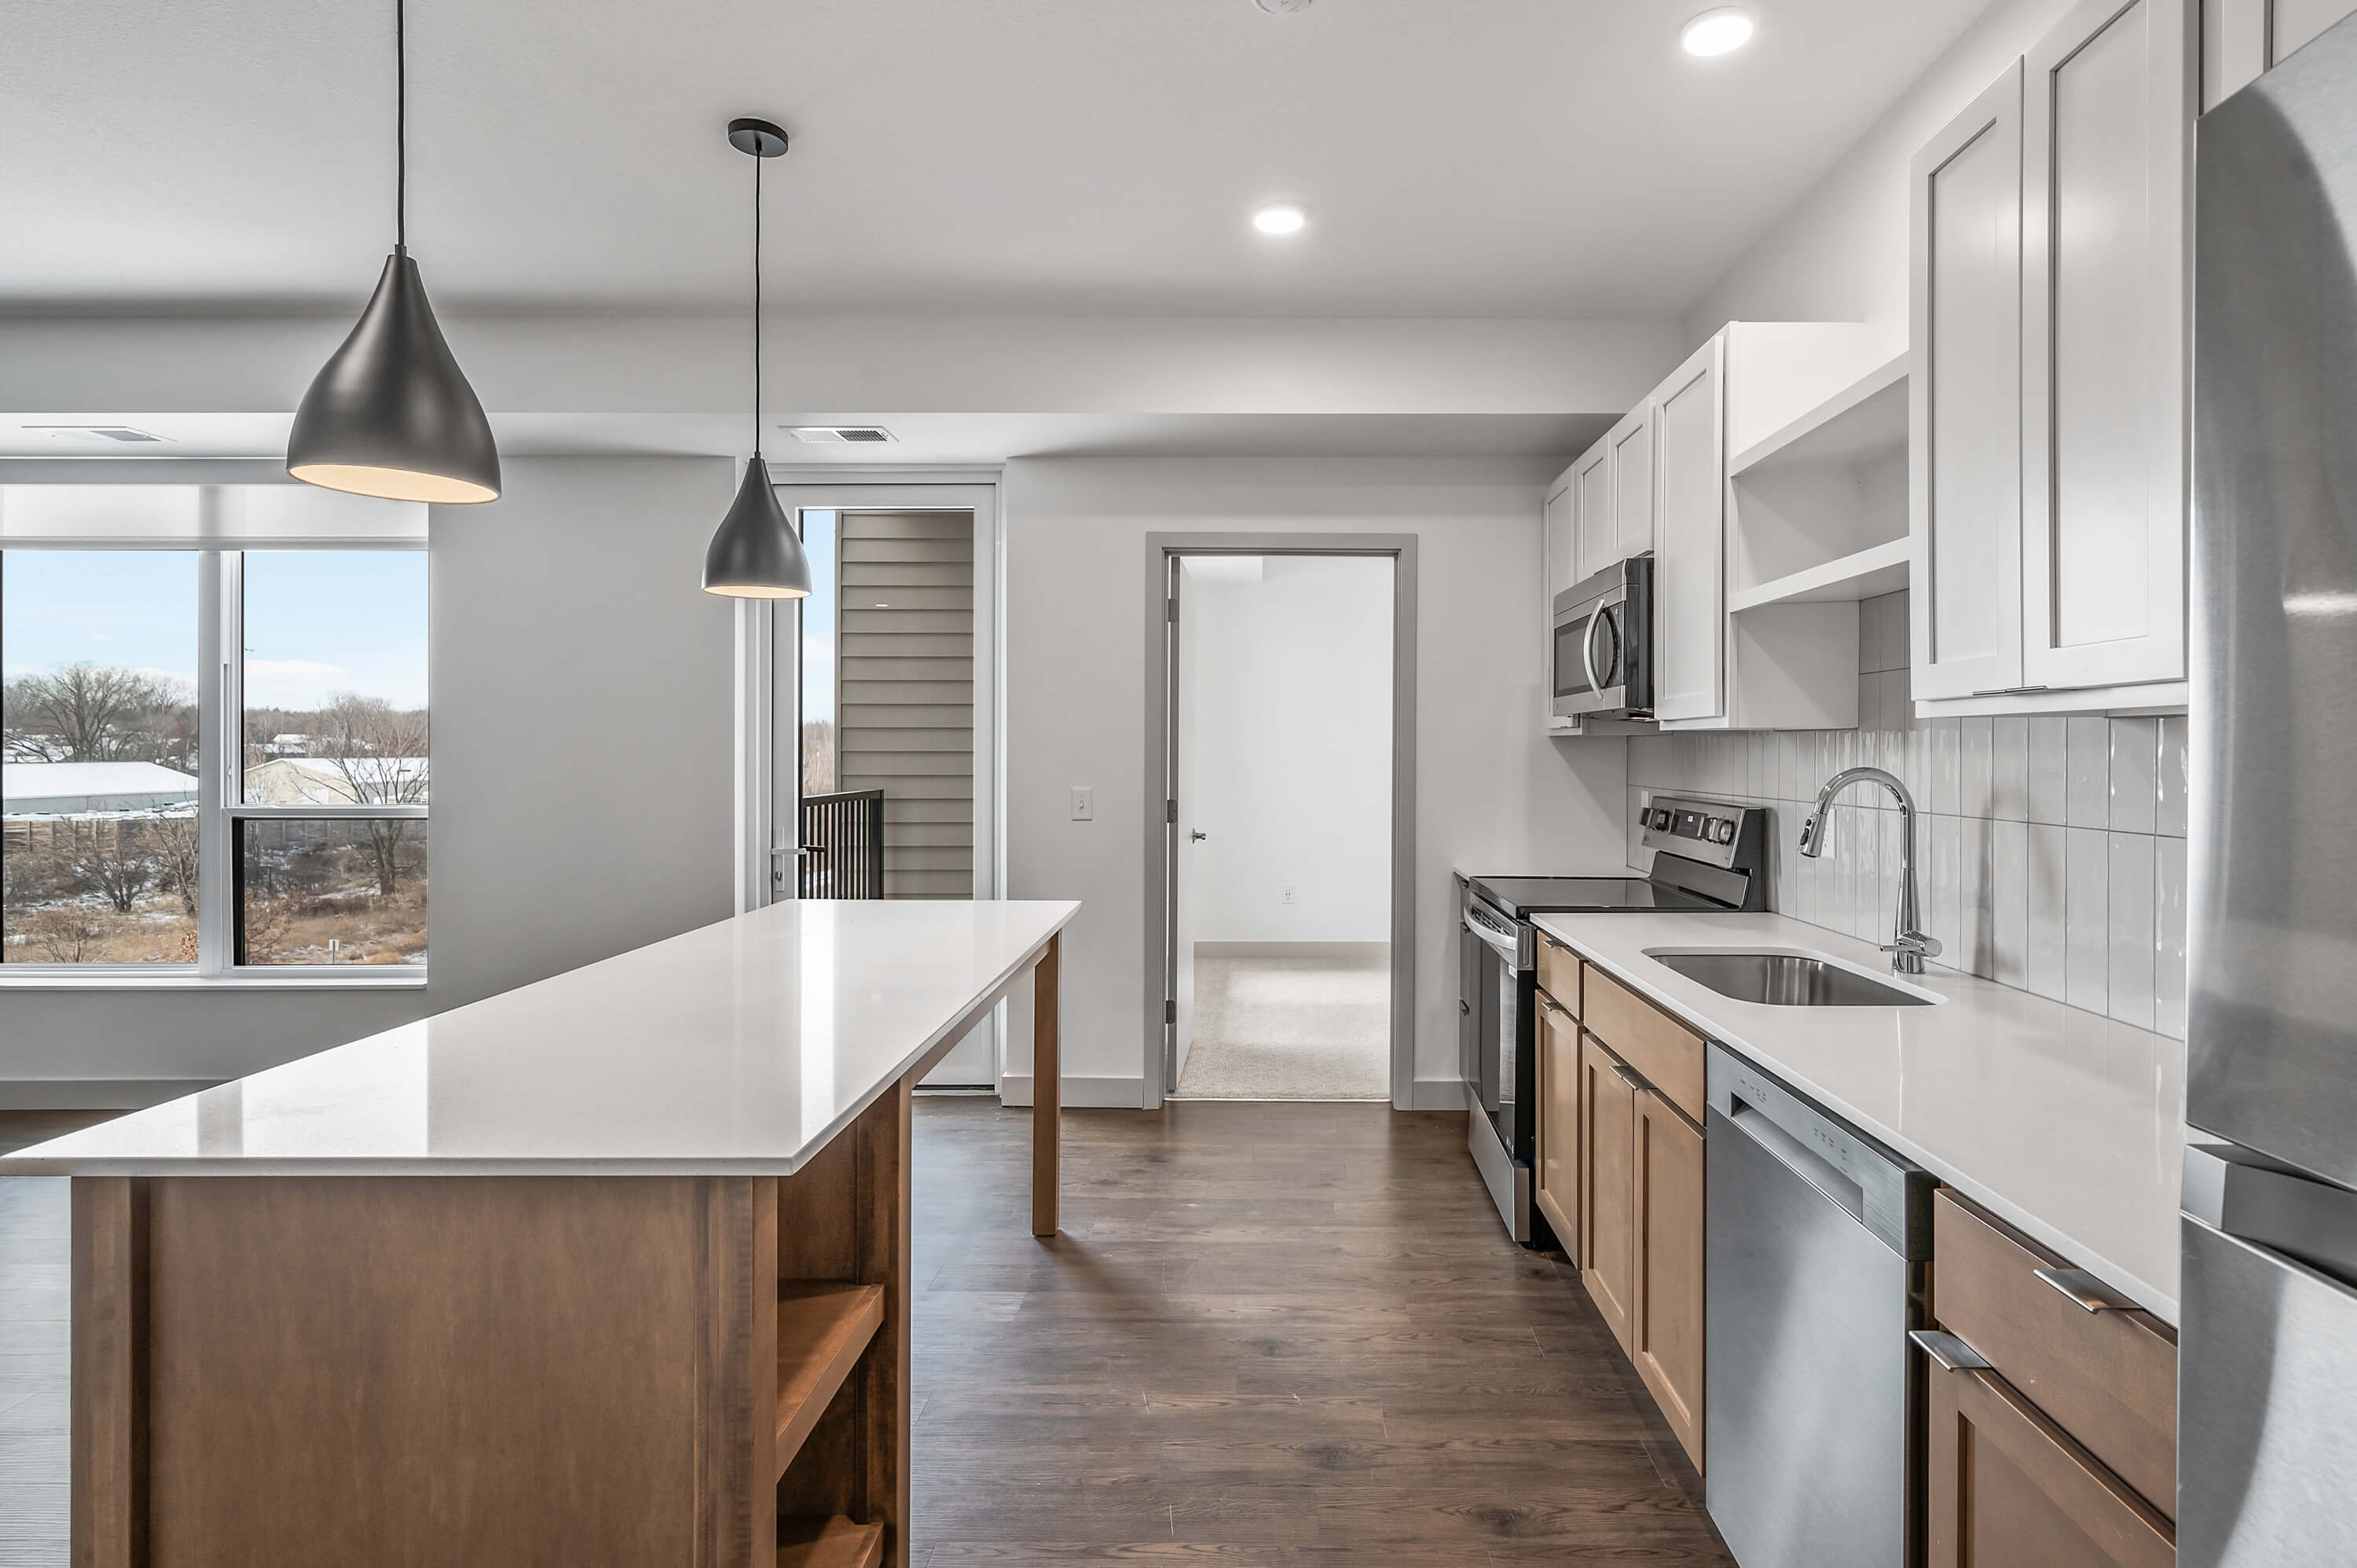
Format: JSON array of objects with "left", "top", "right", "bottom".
[
  {"left": 0, "top": 900, "right": 1082, "bottom": 1180},
  {"left": 1532, "top": 912, "right": 2182, "bottom": 1326}
]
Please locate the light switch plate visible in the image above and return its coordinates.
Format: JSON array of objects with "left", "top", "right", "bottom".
[{"left": 1070, "top": 786, "right": 1094, "bottom": 822}]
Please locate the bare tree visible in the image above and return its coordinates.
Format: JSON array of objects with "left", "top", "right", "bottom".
[
  {"left": 802, "top": 720, "right": 837, "bottom": 796},
  {"left": 5, "top": 665, "right": 193, "bottom": 763},
  {"left": 152, "top": 811, "right": 200, "bottom": 918},
  {"left": 68, "top": 822, "right": 156, "bottom": 914},
  {"left": 27, "top": 904, "right": 108, "bottom": 963},
  {"left": 316, "top": 695, "right": 428, "bottom": 895}
]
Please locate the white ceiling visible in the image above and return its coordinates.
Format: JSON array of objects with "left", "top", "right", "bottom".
[{"left": 5, "top": 0, "right": 1990, "bottom": 320}]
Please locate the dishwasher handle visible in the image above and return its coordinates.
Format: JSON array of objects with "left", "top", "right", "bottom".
[{"left": 1725, "top": 1101, "right": 1866, "bottom": 1227}]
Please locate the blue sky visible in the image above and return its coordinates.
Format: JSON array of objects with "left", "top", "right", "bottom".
[
  {"left": 2, "top": 549, "right": 428, "bottom": 711},
  {"left": 801, "top": 510, "right": 836, "bottom": 724}
]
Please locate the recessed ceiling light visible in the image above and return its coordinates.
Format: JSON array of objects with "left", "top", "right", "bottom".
[
  {"left": 1681, "top": 6, "right": 1755, "bottom": 56},
  {"left": 1254, "top": 0, "right": 1312, "bottom": 12},
  {"left": 1252, "top": 204, "right": 1307, "bottom": 236}
]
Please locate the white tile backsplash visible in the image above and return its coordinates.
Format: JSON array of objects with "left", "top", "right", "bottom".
[
  {"left": 2066, "top": 716, "right": 2111, "bottom": 829},
  {"left": 1632, "top": 588, "right": 2189, "bottom": 1038},
  {"left": 2066, "top": 826, "right": 2110, "bottom": 1013},
  {"left": 2107, "top": 832, "right": 2157, "bottom": 1031}
]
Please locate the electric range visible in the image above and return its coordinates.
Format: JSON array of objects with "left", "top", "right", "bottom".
[{"left": 1458, "top": 796, "right": 1769, "bottom": 1244}]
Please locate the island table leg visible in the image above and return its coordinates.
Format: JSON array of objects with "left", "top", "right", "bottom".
[{"left": 1032, "top": 932, "right": 1061, "bottom": 1236}]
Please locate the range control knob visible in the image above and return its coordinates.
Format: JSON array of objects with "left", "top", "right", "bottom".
[{"left": 1712, "top": 819, "right": 1737, "bottom": 844}]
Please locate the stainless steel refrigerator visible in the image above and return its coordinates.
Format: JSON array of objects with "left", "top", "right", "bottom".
[{"left": 2185, "top": 13, "right": 2357, "bottom": 1564}]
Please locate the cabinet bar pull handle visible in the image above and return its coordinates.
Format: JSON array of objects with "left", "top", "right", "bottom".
[
  {"left": 1969, "top": 684, "right": 2051, "bottom": 697},
  {"left": 1537, "top": 995, "right": 1568, "bottom": 1017},
  {"left": 2033, "top": 1266, "right": 2136, "bottom": 1313},
  {"left": 1607, "top": 1061, "right": 1644, "bottom": 1090},
  {"left": 1911, "top": 1328, "right": 1992, "bottom": 1373}
]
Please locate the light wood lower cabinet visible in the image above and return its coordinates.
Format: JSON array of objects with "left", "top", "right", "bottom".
[
  {"left": 1533, "top": 990, "right": 1582, "bottom": 1256},
  {"left": 1633, "top": 1087, "right": 1706, "bottom": 1471},
  {"left": 1926, "top": 1355, "right": 2174, "bottom": 1568},
  {"left": 1578, "top": 1031, "right": 1639, "bottom": 1357}
]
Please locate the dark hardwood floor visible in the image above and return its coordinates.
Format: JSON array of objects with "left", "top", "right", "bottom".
[
  {"left": 911, "top": 1099, "right": 1730, "bottom": 1565},
  {"left": 0, "top": 1101, "right": 1731, "bottom": 1566}
]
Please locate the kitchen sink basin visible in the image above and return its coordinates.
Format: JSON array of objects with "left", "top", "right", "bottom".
[{"left": 1644, "top": 949, "right": 1938, "bottom": 1007}]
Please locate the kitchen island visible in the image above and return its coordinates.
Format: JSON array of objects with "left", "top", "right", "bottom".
[{"left": 1, "top": 896, "right": 1078, "bottom": 1568}]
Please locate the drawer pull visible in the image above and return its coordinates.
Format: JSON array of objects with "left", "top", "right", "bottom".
[
  {"left": 1911, "top": 1328, "right": 1992, "bottom": 1373},
  {"left": 1537, "top": 994, "right": 1568, "bottom": 1017},
  {"left": 1538, "top": 932, "right": 1569, "bottom": 952},
  {"left": 1607, "top": 1061, "right": 1644, "bottom": 1091},
  {"left": 2033, "top": 1266, "right": 2137, "bottom": 1313}
]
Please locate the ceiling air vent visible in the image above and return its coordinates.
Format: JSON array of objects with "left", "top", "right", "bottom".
[
  {"left": 783, "top": 426, "right": 895, "bottom": 445},
  {"left": 23, "top": 424, "right": 172, "bottom": 443}
]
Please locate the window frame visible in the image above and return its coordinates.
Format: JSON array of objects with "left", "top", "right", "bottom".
[{"left": 2, "top": 538, "right": 428, "bottom": 989}]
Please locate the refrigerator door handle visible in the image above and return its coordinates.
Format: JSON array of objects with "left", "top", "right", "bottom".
[{"left": 2183, "top": 1143, "right": 2357, "bottom": 1287}]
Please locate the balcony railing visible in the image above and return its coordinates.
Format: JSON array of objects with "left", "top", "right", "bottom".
[{"left": 798, "top": 789, "right": 885, "bottom": 899}]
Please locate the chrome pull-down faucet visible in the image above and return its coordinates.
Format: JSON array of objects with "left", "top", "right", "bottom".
[{"left": 1798, "top": 765, "right": 1942, "bottom": 975}]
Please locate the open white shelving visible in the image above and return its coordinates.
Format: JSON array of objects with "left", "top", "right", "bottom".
[
  {"left": 1728, "top": 350, "right": 1911, "bottom": 613},
  {"left": 1728, "top": 537, "right": 1912, "bottom": 613}
]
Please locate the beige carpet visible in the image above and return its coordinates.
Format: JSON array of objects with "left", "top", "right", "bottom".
[{"left": 1174, "top": 946, "right": 1391, "bottom": 1101}]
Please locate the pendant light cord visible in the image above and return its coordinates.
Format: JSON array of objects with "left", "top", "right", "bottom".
[
  {"left": 752, "top": 150, "right": 764, "bottom": 457},
  {"left": 394, "top": 0, "right": 407, "bottom": 251}
]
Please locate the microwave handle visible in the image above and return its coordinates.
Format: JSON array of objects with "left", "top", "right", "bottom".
[{"left": 1582, "top": 606, "right": 1613, "bottom": 696}]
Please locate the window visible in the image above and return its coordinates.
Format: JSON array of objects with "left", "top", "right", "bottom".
[
  {"left": 2, "top": 502, "right": 427, "bottom": 979},
  {"left": 798, "top": 509, "right": 837, "bottom": 795}
]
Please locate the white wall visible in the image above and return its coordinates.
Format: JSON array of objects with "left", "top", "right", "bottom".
[
  {"left": 0, "top": 456, "right": 739, "bottom": 1094},
  {"left": 1183, "top": 555, "right": 1393, "bottom": 944},
  {"left": 1680, "top": 0, "right": 2084, "bottom": 346},
  {"left": 998, "top": 456, "right": 1629, "bottom": 1108}
]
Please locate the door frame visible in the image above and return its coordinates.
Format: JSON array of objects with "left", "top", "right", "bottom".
[
  {"left": 1142, "top": 533, "right": 1420, "bottom": 1110},
  {"left": 731, "top": 467, "right": 1004, "bottom": 1076}
]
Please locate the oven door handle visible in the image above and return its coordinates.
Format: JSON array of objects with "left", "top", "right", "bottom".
[
  {"left": 1580, "top": 605, "right": 1608, "bottom": 696},
  {"left": 1461, "top": 910, "right": 1521, "bottom": 964}
]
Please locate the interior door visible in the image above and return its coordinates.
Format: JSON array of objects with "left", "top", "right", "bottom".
[
  {"left": 1912, "top": 61, "right": 2029, "bottom": 701},
  {"left": 2021, "top": 0, "right": 2191, "bottom": 692},
  {"left": 1651, "top": 335, "right": 1727, "bottom": 724}
]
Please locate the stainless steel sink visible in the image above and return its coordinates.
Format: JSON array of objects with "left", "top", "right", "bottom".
[{"left": 1644, "top": 950, "right": 1937, "bottom": 1007}]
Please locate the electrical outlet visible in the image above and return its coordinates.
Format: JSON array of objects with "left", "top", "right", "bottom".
[
  {"left": 1070, "top": 786, "right": 1094, "bottom": 822},
  {"left": 1281, "top": 885, "right": 1295, "bottom": 904}
]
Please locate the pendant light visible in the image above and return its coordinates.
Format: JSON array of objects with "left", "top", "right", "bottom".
[
  {"left": 702, "top": 119, "right": 812, "bottom": 599},
  {"left": 287, "top": 0, "right": 500, "bottom": 504}
]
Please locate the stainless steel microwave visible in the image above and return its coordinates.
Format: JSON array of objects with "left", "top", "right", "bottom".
[{"left": 1552, "top": 555, "right": 1653, "bottom": 720}]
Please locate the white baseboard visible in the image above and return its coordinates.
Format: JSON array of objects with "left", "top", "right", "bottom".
[
  {"left": 997, "top": 1074, "right": 1147, "bottom": 1109},
  {"left": 0, "top": 1078, "right": 218, "bottom": 1110},
  {"left": 1409, "top": 1077, "right": 1468, "bottom": 1111}
]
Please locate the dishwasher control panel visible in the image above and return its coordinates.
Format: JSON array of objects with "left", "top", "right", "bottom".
[{"left": 1706, "top": 1044, "right": 1933, "bottom": 1261}]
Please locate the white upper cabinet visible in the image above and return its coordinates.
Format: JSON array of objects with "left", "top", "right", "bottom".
[
  {"left": 1545, "top": 465, "right": 1579, "bottom": 604},
  {"left": 1651, "top": 338, "right": 1727, "bottom": 724},
  {"left": 1912, "top": 62, "right": 2028, "bottom": 702},
  {"left": 1910, "top": 0, "right": 2194, "bottom": 714},
  {"left": 2205, "top": 0, "right": 2357, "bottom": 105},
  {"left": 1589, "top": 405, "right": 1657, "bottom": 578},
  {"left": 2022, "top": 0, "right": 2192, "bottom": 692}
]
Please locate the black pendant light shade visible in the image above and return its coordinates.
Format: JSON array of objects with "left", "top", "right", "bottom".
[
  {"left": 288, "top": 248, "right": 501, "bottom": 504},
  {"left": 702, "top": 455, "right": 812, "bottom": 597},
  {"left": 702, "top": 116, "right": 809, "bottom": 599},
  {"left": 288, "top": 0, "right": 500, "bottom": 505}
]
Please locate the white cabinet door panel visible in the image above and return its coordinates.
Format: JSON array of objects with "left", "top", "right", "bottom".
[
  {"left": 1574, "top": 438, "right": 1613, "bottom": 584},
  {"left": 1652, "top": 338, "right": 1727, "bottom": 724},
  {"left": 2022, "top": 0, "right": 2190, "bottom": 691},
  {"left": 1608, "top": 408, "right": 1655, "bottom": 567},
  {"left": 1912, "top": 61, "right": 2028, "bottom": 701},
  {"left": 1545, "top": 472, "right": 1578, "bottom": 602},
  {"left": 2205, "top": 0, "right": 2357, "bottom": 104}
]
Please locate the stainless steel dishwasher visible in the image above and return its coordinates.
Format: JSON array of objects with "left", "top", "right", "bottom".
[{"left": 1705, "top": 1043, "right": 1933, "bottom": 1568}]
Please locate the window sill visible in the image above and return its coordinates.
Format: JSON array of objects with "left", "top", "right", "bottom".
[{"left": 0, "top": 969, "right": 428, "bottom": 993}]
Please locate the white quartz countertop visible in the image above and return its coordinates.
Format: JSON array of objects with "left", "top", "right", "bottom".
[
  {"left": 1531, "top": 910, "right": 2187, "bottom": 1323},
  {"left": 0, "top": 899, "right": 1078, "bottom": 1178}
]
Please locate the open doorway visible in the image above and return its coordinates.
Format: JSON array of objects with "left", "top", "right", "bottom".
[
  {"left": 762, "top": 480, "right": 1002, "bottom": 1089},
  {"left": 1162, "top": 550, "right": 1401, "bottom": 1102}
]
